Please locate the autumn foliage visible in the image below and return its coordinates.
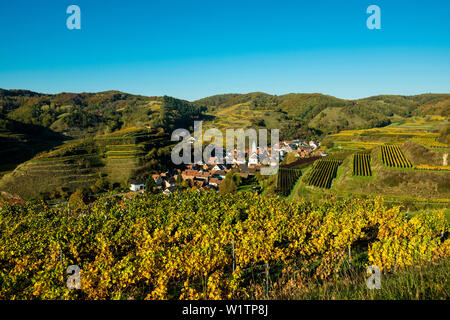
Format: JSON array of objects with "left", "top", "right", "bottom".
[{"left": 0, "top": 192, "right": 448, "bottom": 299}]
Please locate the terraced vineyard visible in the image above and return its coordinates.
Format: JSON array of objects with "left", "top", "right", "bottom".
[
  {"left": 277, "top": 168, "right": 301, "bottom": 196},
  {"left": 381, "top": 145, "right": 412, "bottom": 168},
  {"left": 307, "top": 158, "right": 342, "bottom": 189},
  {"left": 353, "top": 153, "right": 372, "bottom": 176},
  {"left": 105, "top": 144, "right": 145, "bottom": 159},
  {"left": 413, "top": 137, "right": 448, "bottom": 149},
  {"left": 0, "top": 127, "right": 174, "bottom": 199}
]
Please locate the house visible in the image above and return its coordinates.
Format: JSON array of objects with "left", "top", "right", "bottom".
[
  {"left": 192, "top": 178, "right": 207, "bottom": 188},
  {"left": 199, "top": 172, "right": 211, "bottom": 180},
  {"left": 309, "top": 141, "right": 317, "bottom": 149},
  {"left": 248, "top": 152, "right": 258, "bottom": 165},
  {"left": 202, "top": 163, "right": 212, "bottom": 171},
  {"left": 211, "top": 170, "right": 226, "bottom": 179},
  {"left": 163, "top": 185, "right": 177, "bottom": 196},
  {"left": 208, "top": 177, "right": 223, "bottom": 187},
  {"left": 162, "top": 179, "right": 174, "bottom": 189},
  {"left": 130, "top": 179, "right": 146, "bottom": 192},
  {"left": 212, "top": 164, "right": 227, "bottom": 172},
  {"left": 181, "top": 169, "right": 204, "bottom": 180},
  {"left": 233, "top": 156, "right": 246, "bottom": 164},
  {"left": 152, "top": 174, "right": 164, "bottom": 187},
  {"left": 206, "top": 156, "right": 217, "bottom": 164},
  {"left": 224, "top": 154, "right": 235, "bottom": 164},
  {"left": 237, "top": 172, "right": 249, "bottom": 179}
]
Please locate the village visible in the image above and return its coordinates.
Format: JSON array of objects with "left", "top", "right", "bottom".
[{"left": 129, "top": 139, "right": 324, "bottom": 194}]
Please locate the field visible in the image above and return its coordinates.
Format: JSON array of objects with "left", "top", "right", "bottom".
[
  {"left": 414, "top": 164, "right": 450, "bottom": 171},
  {"left": 0, "top": 192, "right": 448, "bottom": 300},
  {"left": 353, "top": 153, "right": 372, "bottom": 176},
  {"left": 413, "top": 137, "right": 448, "bottom": 149},
  {"left": 326, "top": 117, "right": 448, "bottom": 150},
  {"left": 276, "top": 168, "right": 302, "bottom": 196},
  {"left": 380, "top": 145, "right": 412, "bottom": 168},
  {"left": 306, "top": 159, "right": 342, "bottom": 189},
  {"left": 297, "top": 117, "right": 450, "bottom": 204}
]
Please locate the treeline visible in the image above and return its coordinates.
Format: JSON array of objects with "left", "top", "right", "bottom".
[{"left": 154, "top": 96, "right": 205, "bottom": 130}]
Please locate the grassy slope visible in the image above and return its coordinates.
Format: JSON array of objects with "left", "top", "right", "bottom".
[
  {"left": 308, "top": 118, "right": 450, "bottom": 205},
  {"left": 402, "top": 140, "right": 448, "bottom": 166},
  {"left": 331, "top": 145, "right": 449, "bottom": 200},
  {"left": 309, "top": 106, "right": 366, "bottom": 132},
  {"left": 270, "top": 259, "right": 449, "bottom": 300}
]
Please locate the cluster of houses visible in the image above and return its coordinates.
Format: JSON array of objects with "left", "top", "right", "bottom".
[
  {"left": 129, "top": 139, "right": 323, "bottom": 194},
  {"left": 129, "top": 163, "right": 258, "bottom": 195}
]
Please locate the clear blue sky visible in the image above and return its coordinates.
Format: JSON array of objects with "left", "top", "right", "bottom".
[{"left": 0, "top": 0, "right": 449, "bottom": 101}]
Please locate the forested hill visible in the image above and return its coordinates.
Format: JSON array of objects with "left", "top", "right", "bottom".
[
  {"left": 194, "top": 92, "right": 450, "bottom": 139},
  {"left": 0, "top": 90, "right": 203, "bottom": 182},
  {"left": 1, "top": 89, "right": 449, "bottom": 142},
  {"left": 0, "top": 89, "right": 203, "bottom": 139}
]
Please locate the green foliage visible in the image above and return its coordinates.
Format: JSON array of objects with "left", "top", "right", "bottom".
[
  {"left": 323, "top": 140, "right": 334, "bottom": 149},
  {"left": 438, "top": 124, "right": 450, "bottom": 145},
  {"left": 68, "top": 189, "right": 86, "bottom": 209},
  {"left": 219, "top": 176, "right": 237, "bottom": 195},
  {"left": 176, "top": 173, "right": 183, "bottom": 185},
  {"left": 158, "top": 96, "right": 204, "bottom": 130},
  {"left": 145, "top": 176, "right": 156, "bottom": 194},
  {"left": 282, "top": 152, "right": 299, "bottom": 165},
  {"left": 225, "top": 171, "right": 242, "bottom": 187},
  {"left": 0, "top": 90, "right": 205, "bottom": 139}
]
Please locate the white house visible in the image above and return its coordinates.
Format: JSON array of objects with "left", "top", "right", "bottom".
[
  {"left": 248, "top": 141, "right": 259, "bottom": 165},
  {"left": 212, "top": 164, "right": 226, "bottom": 171},
  {"left": 248, "top": 152, "right": 258, "bottom": 165},
  {"left": 130, "top": 179, "right": 145, "bottom": 192}
]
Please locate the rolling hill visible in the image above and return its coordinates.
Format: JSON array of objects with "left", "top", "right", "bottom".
[
  {"left": 0, "top": 127, "right": 174, "bottom": 200},
  {"left": 194, "top": 92, "right": 450, "bottom": 138},
  {"left": 1, "top": 88, "right": 449, "bottom": 200}
]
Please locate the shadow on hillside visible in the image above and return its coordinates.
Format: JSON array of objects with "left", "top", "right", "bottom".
[{"left": 0, "top": 119, "right": 69, "bottom": 169}]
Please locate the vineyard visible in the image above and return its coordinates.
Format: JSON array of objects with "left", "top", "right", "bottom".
[
  {"left": 353, "top": 153, "right": 372, "bottom": 176},
  {"left": 413, "top": 137, "right": 448, "bottom": 149},
  {"left": 0, "top": 192, "right": 448, "bottom": 300},
  {"left": 381, "top": 145, "right": 413, "bottom": 168},
  {"left": 414, "top": 164, "right": 450, "bottom": 171},
  {"left": 276, "top": 168, "right": 302, "bottom": 196},
  {"left": 280, "top": 156, "right": 321, "bottom": 169},
  {"left": 306, "top": 159, "right": 342, "bottom": 189}
]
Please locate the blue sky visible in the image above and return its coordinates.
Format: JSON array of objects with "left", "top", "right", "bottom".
[{"left": 0, "top": 0, "right": 449, "bottom": 101}]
